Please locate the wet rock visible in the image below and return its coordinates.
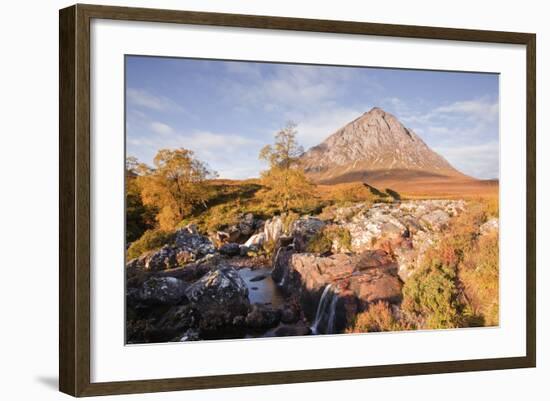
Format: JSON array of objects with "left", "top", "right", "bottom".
[
  {"left": 271, "top": 245, "right": 295, "bottom": 287},
  {"left": 279, "top": 304, "right": 300, "bottom": 324},
  {"left": 126, "top": 304, "right": 198, "bottom": 344},
  {"left": 245, "top": 303, "right": 281, "bottom": 329},
  {"left": 178, "top": 328, "right": 201, "bottom": 342},
  {"left": 219, "top": 242, "right": 241, "bottom": 256},
  {"left": 239, "top": 245, "right": 249, "bottom": 257},
  {"left": 263, "top": 322, "right": 311, "bottom": 337}
]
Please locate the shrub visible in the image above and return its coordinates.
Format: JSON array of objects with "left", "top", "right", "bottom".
[
  {"left": 481, "top": 196, "right": 499, "bottom": 218},
  {"left": 127, "top": 229, "right": 174, "bottom": 260},
  {"left": 282, "top": 211, "right": 300, "bottom": 234},
  {"left": 402, "top": 257, "right": 462, "bottom": 329},
  {"left": 385, "top": 188, "right": 401, "bottom": 201},
  {"left": 402, "top": 201, "right": 499, "bottom": 329},
  {"left": 346, "top": 301, "right": 402, "bottom": 333},
  {"left": 459, "top": 231, "right": 499, "bottom": 326},
  {"left": 329, "top": 183, "right": 379, "bottom": 204}
]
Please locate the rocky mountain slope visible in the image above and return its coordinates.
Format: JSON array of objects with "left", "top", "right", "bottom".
[{"left": 301, "top": 107, "right": 470, "bottom": 185}]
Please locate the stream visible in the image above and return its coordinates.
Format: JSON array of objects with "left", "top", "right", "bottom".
[{"left": 238, "top": 267, "right": 285, "bottom": 308}]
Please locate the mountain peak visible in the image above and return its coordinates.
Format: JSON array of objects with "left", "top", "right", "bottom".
[{"left": 300, "top": 109, "right": 465, "bottom": 184}]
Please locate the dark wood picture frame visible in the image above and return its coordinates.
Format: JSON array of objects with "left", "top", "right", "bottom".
[{"left": 59, "top": 3, "right": 536, "bottom": 397}]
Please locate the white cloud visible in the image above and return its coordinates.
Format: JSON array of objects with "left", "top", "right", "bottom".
[
  {"left": 433, "top": 141, "right": 499, "bottom": 179},
  {"left": 223, "top": 64, "right": 376, "bottom": 118},
  {"left": 435, "top": 98, "right": 499, "bottom": 122},
  {"left": 150, "top": 121, "right": 173, "bottom": 135},
  {"left": 127, "top": 126, "right": 265, "bottom": 179},
  {"left": 296, "top": 107, "right": 367, "bottom": 149},
  {"left": 127, "top": 88, "right": 184, "bottom": 112}
]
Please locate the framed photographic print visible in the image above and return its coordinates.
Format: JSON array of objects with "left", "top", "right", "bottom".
[{"left": 59, "top": 4, "right": 536, "bottom": 397}]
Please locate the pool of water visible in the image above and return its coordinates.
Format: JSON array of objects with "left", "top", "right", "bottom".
[{"left": 238, "top": 267, "right": 285, "bottom": 308}]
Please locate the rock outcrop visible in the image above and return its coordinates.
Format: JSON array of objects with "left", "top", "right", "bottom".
[
  {"left": 126, "top": 226, "right": 215, "bottom": 272},
  {"left": 126, "top": 265, "right": 250, "bottom": 343},
  {"left": 338, "top": 200, "right": 464, "bottom": 280},
  {"left": 272, "top": 248, "right": 402, "bottom": 334}
]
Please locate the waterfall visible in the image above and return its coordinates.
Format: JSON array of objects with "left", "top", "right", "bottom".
[
  {"left": 326, "top": 294, "right": 339, "bottom": 334},
  {"left": 311, "top": 284, "right": 333, "bottom": 334}
]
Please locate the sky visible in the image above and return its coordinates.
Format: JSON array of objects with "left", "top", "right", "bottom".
[{"left": 126, "top": 56, "right": 499, "bottom": 180}]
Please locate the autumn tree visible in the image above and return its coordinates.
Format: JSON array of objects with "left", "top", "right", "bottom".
[
  {"left": 135, "top": 148, "right": 217, "bottom": 230},
  {"left": 259, "top": 122, "right": 315, "bottom": 212},
  {"left": 125, "top": 156, "right": 156, "bottom": 243}
]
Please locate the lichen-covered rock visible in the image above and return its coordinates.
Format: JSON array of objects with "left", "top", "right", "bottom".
[
  {"left": 420, "top": 209, "right": 451, "bottom": 231},
  {"left": 126, "top": 226, "right": 215, "bottom": 271},
  {"left": 145, "top": 245, "right": 179, "bottom": 271},
  {"left": 185, "top": 266, "right": 250, "bottom": 330},
  {"left": 291, "top": 217, "right": 326, "bottom": 252},
  {"left": 127, "top": 276, "right": 188, "bottom": 307},
  {"left": 173, "top": 225, "right": 215, "bottom": 257}
]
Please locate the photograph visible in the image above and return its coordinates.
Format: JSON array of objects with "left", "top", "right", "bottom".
[{"left": 124, "top": 56, "right": 500, "bottom": 344}]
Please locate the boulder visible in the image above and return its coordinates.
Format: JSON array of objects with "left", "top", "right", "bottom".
[
  {"left": 343, "top": 205, "right": 407, "bottom": 253},
  {"left": 245, "top": 303, "right": 281, "bottom": 329},
  {"left": 263, "top": 216, "right": 284, "bottom": 244},
  {"left": 126, "top": 304, "right": 198, "bottom": 344},
  {"left": 174, "top": 226, "right": 216, "bottom": 256},
  {"left": 126, "top": 226, "right": 215, "bottom": 271},
  {"left": 219, "top": 242, "right": 241, "bottom": 256},
  {"left": 216, "top": 214, "right": 264, "bottom": 244},
  {"left": 145, "top": 245, "right": 178, "bottom": 271},
  {"left": 279, "top": 304, "right": 300, "bottom": 324},
  {"left": 127, "top": 276, "right": 188, "bottom": 307},
  {"left": 185, "top": 266, "right": 250, "bottom": 330},
  {"left": 291, "top": 217, "right": 326, "bottom": 252},
  {"left": 244, "top": 232, "right": 266, "bottom": 248},
  {"left": 238, "top": 213, "right": 257, "bottom": 237}
]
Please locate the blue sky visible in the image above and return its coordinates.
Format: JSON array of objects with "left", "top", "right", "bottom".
[{"left": 126, "top": 56, "right": 499, "bottom": 179}]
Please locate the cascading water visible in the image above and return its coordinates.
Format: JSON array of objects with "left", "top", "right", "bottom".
[
  {"left": 326, "top": 295, "right": 339, "bottom": 334},
  {"left": 311, "top": 284, "right": 337, "bottom": 334}
]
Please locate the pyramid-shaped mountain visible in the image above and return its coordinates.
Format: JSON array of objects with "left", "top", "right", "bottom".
[{"left": 301, "top": 107, "right": 469, "bottom": 185}]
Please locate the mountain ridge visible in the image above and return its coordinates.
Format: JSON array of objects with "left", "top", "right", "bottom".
[{"left": 300, "top": 107, "right": 471, "bottom": 185}]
